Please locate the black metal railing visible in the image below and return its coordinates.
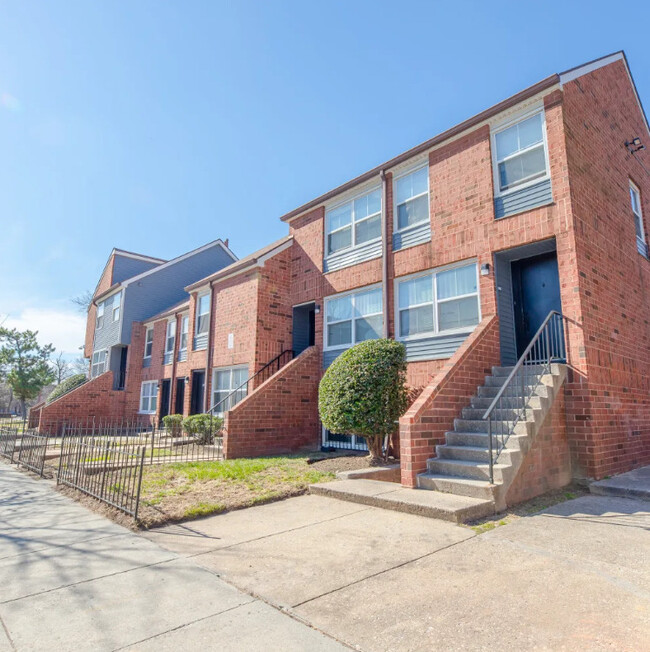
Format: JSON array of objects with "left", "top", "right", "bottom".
[
  {"left": 17, "top": 431, "right": 50, "bottom": 477},
  {"left": 206, "top": 349, "right": 295, "bottom": 418},
  {"left": 482, "top": 310, "right": 566, "bottom": 483},
  {"left": 0, "top": 428, "right": 18, "bottom": 463}
]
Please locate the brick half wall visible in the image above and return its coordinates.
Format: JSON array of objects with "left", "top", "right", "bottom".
[
  {"left": 223, "top": 346, "right": 321, "bottom": 458},
  {"left": 399, "top": 315, "right": 501, "bottom": 487}
]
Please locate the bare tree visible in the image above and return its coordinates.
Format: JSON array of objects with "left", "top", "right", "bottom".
[
  {"left": 71, "top": 290, "right": 93, "bottom": 313},
  {"left": 50, "top": 352, "right": 73, "bottom": 384},
  {"left": 70, "top": 356, "right": 90, "bottom": 378}
]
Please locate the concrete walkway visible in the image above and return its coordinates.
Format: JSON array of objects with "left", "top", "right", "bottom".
[
  {"left": 145, "top": 489, "right": 650, "bottom": 651},
  {"left": 591, "top": 464, "right": 650, "bottom": 500},
  {"left": 0, "top": 464, "right": 345, "bottom": 652}
]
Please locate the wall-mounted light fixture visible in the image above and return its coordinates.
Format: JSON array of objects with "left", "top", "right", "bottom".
[
  {"left": 625, "top": 137, "right": 646, "bottom": 154},
  {"left": 480, "top": 263, "right": 491, "bottom": 277},
  {"left": 314, "top": 304, "right": 321, "bottom": 314}
]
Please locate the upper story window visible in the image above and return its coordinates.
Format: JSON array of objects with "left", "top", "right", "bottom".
[
  {"left": 195, "top": 293, "right": 210, "bottom": 335},
  {"left": 394, "top": 166, "right": 429, "bottom": 231},
  {"left": 144, "top": 327, "right": 154, "bottom": 359},
  {"left": 179, "top": 315, "right": 189, "bottom": 352},
  {"left": 325, "top": 286, "right": 383, "bottom": 350},
  {"left": 112, "top": 291, "right": 122, "bottom": 322},
  {"left": 630, "top": 181, "right": 646, "bottom": 246},
  {"left": 91, "top": 349, "right": 107, "bottom": 378},
  {"left": 397, "top": 263, "right": 479, "bottom": 340},
  {"left": 326, "top": 188, "right": 382, "bottom": 256},
  {"left": 96, "top": 302, "right": 105, "bottom": 330},
  {"left": 493, "top": 111, "right": 549, "bottom": 194},
  {"left": 139, "top": 381, "right": 158, "bottom": 414},
  {"left": 165, "top": 320, "right": 176, "bottom": 357}
]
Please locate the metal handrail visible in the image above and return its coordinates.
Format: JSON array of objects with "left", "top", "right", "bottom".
[
  {"left": 482, "top": 310, "right": 566, "bottom": 483},
  {"left": 206, "top": 349, "right": 294, "bottom": 417}
]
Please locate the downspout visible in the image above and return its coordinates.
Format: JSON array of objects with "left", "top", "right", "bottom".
[
  {"left": 204, "top": 281, "right": 216, "bottom": 412},
  {"left": 380, "top": 169, "right": 389, "bottom": 338},
  {"left": 169, "top": 312, "right": 179, "bottom": 414}
]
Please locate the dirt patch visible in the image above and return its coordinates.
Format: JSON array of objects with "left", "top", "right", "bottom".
[{"left": 307, "top": 453, "right": 377, "bottom": 474}]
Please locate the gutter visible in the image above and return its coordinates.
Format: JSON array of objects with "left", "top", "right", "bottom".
[{"left": 203, "top": 281, "right": 216, "bottom": 412}]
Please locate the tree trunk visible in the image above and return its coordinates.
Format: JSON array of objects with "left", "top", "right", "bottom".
[{"left": 366, "top": 435, "right": 385, "bottom": 465}]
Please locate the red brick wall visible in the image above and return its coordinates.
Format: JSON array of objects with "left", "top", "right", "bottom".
[
  {"left": 505, "top": 388, "right": 572, "bottom": 505},
  {"left": 399, "top": 315, "right": 501, "bottom": 487},
  {"left": 562, "top": 59, "right": 650, "bottom": 477},
  {"left": 223, "top": 346, "right": 321, "bottom": 458}
]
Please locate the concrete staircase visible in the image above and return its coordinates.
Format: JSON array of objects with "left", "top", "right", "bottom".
[{"left": 417, "top": 363, "right": 567, "bottom": 516}]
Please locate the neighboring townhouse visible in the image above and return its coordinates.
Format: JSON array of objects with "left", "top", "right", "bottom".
[{"left": 41, "top": 51, "right": 650, "bottom": 510}]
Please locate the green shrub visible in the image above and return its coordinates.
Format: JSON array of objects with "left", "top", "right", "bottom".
[
  {"left": 162, "top": 413, "right": 184, "bottom": 436},
  {"left": 182, "top": 413, "right": 223, "bottom": 444},
  {"left": 318, "top": 339, "right": 408, "bottom": 462},
  {"left": 46, "top": 374, "right": 87, "bottom": 404}
]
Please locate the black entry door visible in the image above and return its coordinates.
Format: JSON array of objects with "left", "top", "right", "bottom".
[
  {"left": 292, "top": 303, "right": 316, "bottom": 355},
  {"left": 159, "top": 380, "right": 171, "bottom": 419},
  {"left": 512, "top": 252, "right": 562, "bottom": 357},
  {"left": 190, "top": 370, "right": 205, "bottom": 414},
  {"left": 174, "top": 378, "right": 185, "bottom": 415}
]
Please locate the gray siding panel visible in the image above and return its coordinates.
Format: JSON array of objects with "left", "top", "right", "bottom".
[
  {"left": 403, "top": 332, "right": 471, "bottom": 362},
  {"left": 494, "top": 179, "right": 552, "bottom": 219},
  {"left": 112, "top": 256, "right": 160, "bottom": 284},
  {"left": 392, "top": 222, "right": 431, "bottom": 251},
  {"left": 92, "top": 293, "right": 122, "bottom": 352},
  {"left": 323, "top": 348, "right": 347, "bottom": 369},
  {"left": 323, "top": 240, "right": 381, "bottom": 273},
  {"left": 178, "top": 350, "right": 188, "bottom": 363},
  {"left": 120, "top": 244, "right": 234, "bottom": 344},
  {"left": 193, "top": 334, "right": 208, "bottom": 350},
  {"left": 495, "top": 256, "right": 517, "bottom": 366},
  {"left": 163, "top": 352, "right": 173, "bottom": 365}
]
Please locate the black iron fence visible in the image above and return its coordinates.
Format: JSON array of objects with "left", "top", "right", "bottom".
[
  {"left": 0, "top": 428, "right": 18, "bottom": 463},
  {"left": 17, "top": 431, "right": 50, "bottom": 477}
]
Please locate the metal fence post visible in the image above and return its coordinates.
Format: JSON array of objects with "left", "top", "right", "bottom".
[{"left": 134, "top": 447, "right": 146, "bottom": 522}]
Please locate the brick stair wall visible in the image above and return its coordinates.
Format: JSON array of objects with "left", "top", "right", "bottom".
[
  {"left": 399, "top": 315, "right": 501, "bottom": 487},
  {"left": 223, "top": 346, "right": 321, "bottom": 458}
]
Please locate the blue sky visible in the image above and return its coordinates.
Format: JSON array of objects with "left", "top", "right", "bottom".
[{"left": 2, "top": 0, "right": 650, "bottom": 355}]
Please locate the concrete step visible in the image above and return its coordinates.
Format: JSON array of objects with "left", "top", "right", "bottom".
[
  {"left": 478, "top": 383, "right": 550, "bottom": 399},
  {"left": 453, "top": 418, "right": 531, "bottom": 435},
  {"left": 491, "top": 364, "right": 549, "bottom": 377},
  {"left": 483, "top": 374, "right": 544, "bottom": 388},
  {"left": 427, "top": 457, "right": 509, "bottom": 483},
  {"left": 461, "top": 407, "right": 536, "bottom": 421},
  {"left": 309, "top": 479, "right": 495, "bottom": 523},
  {"left": 444, "top": 431, "right": 529, "bottom": 452},
  {"left": 417, "top": 473, "right": 496, "bottom": 500},
  {"left": 470, "top": 395, "right": 545, "bottom": 410},
  {"left": 436, "top": 444, "right": 520, "bottom": 465}
]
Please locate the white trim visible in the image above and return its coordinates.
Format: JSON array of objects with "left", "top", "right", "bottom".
[
  {"left": 95, "top": 301, "right": 105, "bottom": 330},
  {"left": 139, "top": 380, "right": 159, "bottom": 414},
  {"left": 90, "top": 348, "right": 108, "bottom": 378},
  {"left": 323, "top": 283, "right": 383, "bottom": 351},
  {"left": 491, "top": 107, "right": 551, "bottom": 198},
  {"left": 178, "top": 314, "right": 190, "bottom": 354},
  {"left": 392, "top": 163, "right": 431, "bottom": 233},
  {"left": 559, "top": 52, "right": 624, "bottom": 85},
  {"left": 195, "top": 290, "right": 211, "bottom": 336},
  {"left": 165, "top": 319, "right": 176, "bottom": 359},
  {"left": 394, "top": 260, "right": 481, "bottom": 343},
  {"left": 630, "top": 179, "right": 646, "bottom": 244},
  {"left": 111, "top": 290, "right": 122, "bottom": 322},
  {"left": 210, "top": 364, "right": 249, "bottom": 415},
  {"left": 143, "top": 326, "right": 154, "bottom": 360}
]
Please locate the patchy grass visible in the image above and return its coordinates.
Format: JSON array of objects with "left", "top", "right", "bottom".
[
  {"left": 466, "top": 482, "right": 590, "bottom": 534},
  {"left": 137, "top": 456, "right": 336, "bottom": 527}
]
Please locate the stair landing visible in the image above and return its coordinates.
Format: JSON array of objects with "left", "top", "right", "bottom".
[{"left": 309, "top": 479, "right": 494, "bottom": 523}]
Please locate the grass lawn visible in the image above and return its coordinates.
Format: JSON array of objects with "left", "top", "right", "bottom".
[{"left": 137, "top": 455, "right": 336, "bottom": 527}]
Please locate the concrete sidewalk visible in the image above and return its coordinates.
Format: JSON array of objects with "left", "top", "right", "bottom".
[{"left": 0, "top": 464, "right": 345, "bottom": 652}]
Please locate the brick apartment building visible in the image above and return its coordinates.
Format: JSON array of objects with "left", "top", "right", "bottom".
[{"left": 37, "top": 51, "right": 650, "bottom": 506}]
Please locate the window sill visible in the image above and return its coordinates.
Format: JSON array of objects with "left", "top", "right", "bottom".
[
  {"left": 138, "top": 411, "right": 156, "bottom": 415},
  {"left": 397, "top": 327, "right": 476, "bottom": 343}
]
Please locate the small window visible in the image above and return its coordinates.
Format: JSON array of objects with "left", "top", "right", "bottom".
[
  {"left": 211, "top": 365, "right": 248, "bottom": 415},
  {"left": 139, "top": 381, "right": 158, "bottom": 414},
  {"left": 165, "top": 320, "right": 176, "bottom": 356},
  {"left": 144, "top": 327, "right": 154, "bottom": 359},
  {"left": 96, "top": 302, "right": 105, "bottom": 330},
  {"left": 493, "top": 112, "right": 548, "bottom": 194},
  {"left": 195, "top": 293, "right": 210, "bottom": 334},
  {"left": 325, "top": 287, "right": 383, "bottom": 350},
  {"left": 179, "top": 315, "right": 189, "bottom": 352},
  {"left": 90, "top": 350, "right": 107, "bottom": 378},
  {"left": 112, "top": 291, "right": 122, "bottom": 322},
  {"left": 630, "top": 181, "right": 646, "bottom": 245},
  {"left": 398, "top": 263, "right": 480, "bottom": 339},
  {"left": 326, "top": 188, "right": 382, "bottom": 256},
  {"left": 394, "top": 166, "right": 429, "bottom": 230}
]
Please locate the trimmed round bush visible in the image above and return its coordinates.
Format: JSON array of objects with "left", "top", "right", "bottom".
[
  {"left": 46, "top": 374, "right": 87, "bottom": 404},
  {"left": 182, "top": 413, "right": 223, "bottom": 444},
  {"left": 318, "top": 339, "right": 408, "bottom": 462},
  {"left": 162, "top": 413, "right": 183, "bottom": 436}
]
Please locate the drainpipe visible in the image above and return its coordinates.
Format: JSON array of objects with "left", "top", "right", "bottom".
[
  {"left": 169, "top": 312, "right": 180, "bottom": 414},
  {"left": 204, "top": 281, "right": 216, "bottom": 412},
  {"left": 380, "top": 169, "right": 389, "bottom": 338}
]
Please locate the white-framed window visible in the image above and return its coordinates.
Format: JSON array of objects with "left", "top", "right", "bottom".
[
  {"left": 492, "top": 110, "right": 549, "bottom": 195},
  {"left": 112, "top": 290, "right": 122, "bottom": 322},
  {"left": 139, "top": 381, "right": 158, "bottom": 414},
  {"left": 325, "top": 286, "right": 383, "bottom": 350},
  {"left": 144, "top": 326, "right": 154, "bottom": 359},
  {"left": 179, "top": 315, "right": 189, "bottom": 352},
  {"left": 90, "top": 349, "right": 107, "bottom": 378},
  {"left": 96, "top": 301, "right": 105, "bottom": 330},
  {"left": 165, "top": 320, "right": 176, "bottom": 358},
  {"left": 195, "top": 293, "right": 210, "bottom": 335},
  {"left": 630, "top": 180, "right": 646, "bottom": 244},
  {"left": 394, "top": 165, "right": 429, "bottom": 231},
  {"left": 325, "top": 187, "right": 382, "bottom": 256},
  {"left": 397, "top": 263, "right": 480, "bottom": 340},
  {"left": 211, "top": 365, "right": 248, "bottom": 415}
]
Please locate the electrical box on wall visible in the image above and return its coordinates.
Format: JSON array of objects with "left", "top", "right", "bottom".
[{"left": 227, "top": 333, "right": 234, "bottom": 349}]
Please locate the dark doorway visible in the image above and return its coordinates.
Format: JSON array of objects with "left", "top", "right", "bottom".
[
  {"left": 292, "top": 302, "right": 316, "bottom": 355},
  {"left": 174, "top": 378, "right": 185, "bottom": 415},
  {"left": 511, "top": 252, "right": 562, "bottom": 357},
  {"left": 190, "top": 370, "right": 205, "bottom": 414},
  {"left": 159, "top": 380, "right": 171, "bottom": 419},
  {"left": 117, "top": 347, "right": 128, "bottom": 390}
]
